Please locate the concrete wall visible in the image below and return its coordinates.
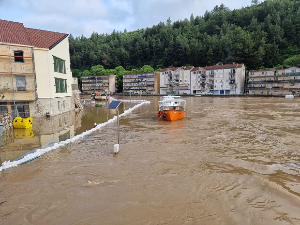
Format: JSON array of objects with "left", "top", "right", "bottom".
[
  {"left": 35, "top": 38, "right": 72, "bottom": 99},
  {"left": 34, "top": 96, "right": 73, "bottom": 117},
  {"left": 34, "top": 38, "right": 74, "bottom": 116}
]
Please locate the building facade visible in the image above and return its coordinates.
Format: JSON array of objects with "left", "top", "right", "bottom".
[
  {"left": 159, "top": 66, "right": 194, "bottom": 95},
  {"left": 31, "top": 28, "right": 74, "bottom": 116},
  {"left": 203, "top": 63, "right": 245, "bottom": 95},
  {"left": 123, "top": 73, "right": 156, "bottom": 94},
  {"left": 159, "top": 64, "right": 245, "bottom": 95},
  {"left": 81, "top": 74, "right": 116, "bottom": 95},
  {"left": 190, "top": 67, "right": 207, "bottom": 94},
  {"left": 248, "top": 67, "right": 300, "bottom": 95},
  {"left": 0, "top": 19, "right": 75, "bottom": 119},
  {"left": 0, "top": 20, "right": 37, "bottom": 118}
]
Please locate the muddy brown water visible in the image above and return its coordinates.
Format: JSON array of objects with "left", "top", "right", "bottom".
[{"left": 1, "top": 96, "right": 300, "bottom": 225}]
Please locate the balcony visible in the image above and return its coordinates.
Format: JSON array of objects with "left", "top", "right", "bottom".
[
  {"left": 248, "top": 86, "right": 266, "bottom": 89},
  {"left": 286, "top": 72, "right": 300, "bottom": 76}
]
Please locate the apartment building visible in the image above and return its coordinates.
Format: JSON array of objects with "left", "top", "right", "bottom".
[
  {"left": 160, "top": 66, "right": 194, "bottom": 95},
  {"left": 81, "top": 75, "right": 116, "bottom": 95},
  {"left": 248, "top": 67, "right": 300, "bottom": 95},
  {"left": 123, "top": 73, "right": 156, "bottom": 94},
  {"left": 190, "top": 67, "right": 207, "bottom": 94},
  {"left": 202, "top": 63, "right": 245, "bottom": 95},
  {"left": 159, "top": 64, "right": 245, "bottom": 95}
]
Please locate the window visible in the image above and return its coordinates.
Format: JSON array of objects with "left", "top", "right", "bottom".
[
  {"left": 16, "top": 76, "right": 26, "bottom": 91},
  {"left": 11, "top": 102, "right": 30, "bottom": 118},
  {"left": 53, "top": 56, "right": 66, "bottom": 74},
  {"left": 0, "top": 102, "right": 8, "bottom": 113},
  {"left": 14, "top": 51, "right": 24, "bottom": 63},
  {"left": 55, "top": 78, "right": 67, "bottom": 93}
]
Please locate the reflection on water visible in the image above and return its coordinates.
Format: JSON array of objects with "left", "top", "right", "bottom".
[{"left": 0, "top": 100, "right": 137, "bottom": 164}]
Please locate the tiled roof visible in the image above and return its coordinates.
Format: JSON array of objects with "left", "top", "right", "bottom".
[
  {"left": 25, "top": 28, "right": 68, "bottom": 49},
  {"left": 0, "top": 19, "right": 68, "bottom": 49},
  {"left": 191, "top": 67, "right": 203, "bottom": 71},
  {"left": 203, "top": 63, "right": 244, "bottom": 70},
  {"left": 0, "top": 19, "right": 32, "bottom": 46},
  {"left": 160, "top": 67, "right": 179, "bottom": 72},
  {"left": 183, "top": 66, "right": 194, "bottom": 70}
]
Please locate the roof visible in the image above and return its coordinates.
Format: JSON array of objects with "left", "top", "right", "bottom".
[
  {"left": 191, "top": 67, "right": 205, "bottom": 71},
  {"left": 25, "top": 28, "right": 68, "bottom": 49},
  {"left": 0, "top": 19, "right": 68, "bottom": 49},
  {"left": 0, "top": 20, "right": 32, "bottom": 46},
  {"left": 203, "top": 63, "right": 244, "bottom": 70},
  {"left": 183, "top": 66, "right": 194, "bottom": 70},
  {"left": 160, "top": 67, "right": 179, "bottom": 72}
]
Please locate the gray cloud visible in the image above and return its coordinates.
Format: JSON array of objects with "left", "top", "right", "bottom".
[{"left": 0, "top": 0, "right": 253, "bottom": 37}]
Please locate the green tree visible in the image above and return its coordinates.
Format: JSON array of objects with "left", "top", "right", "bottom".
[{"left": 283, "top": 55, "right": 300, "bottom": 67}]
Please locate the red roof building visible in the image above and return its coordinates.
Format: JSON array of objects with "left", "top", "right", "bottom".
[{"left": 0, "top": 19, "right": 68, "bottom": 49}]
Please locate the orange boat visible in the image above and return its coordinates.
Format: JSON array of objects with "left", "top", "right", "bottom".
[{"left": 157, "top": 96, "right": 186, "bottom": 121}]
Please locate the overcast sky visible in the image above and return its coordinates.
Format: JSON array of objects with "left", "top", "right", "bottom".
[{"left": 0, "top": 0, "right": 254, "bottom": 37}]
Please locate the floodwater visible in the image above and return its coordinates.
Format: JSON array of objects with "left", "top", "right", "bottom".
[
  {"left": 1, "top": 96, "right": 300, "bottom": 225},
  {"left": 0, "top": 98, "right": 137, "bottom": 165}
]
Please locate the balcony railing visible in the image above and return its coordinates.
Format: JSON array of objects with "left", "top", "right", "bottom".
[{"left": 286, "top": 72, "right": 300, "bottom": 75}]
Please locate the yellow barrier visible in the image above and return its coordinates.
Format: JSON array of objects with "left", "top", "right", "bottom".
[
  {"left": 13, "top": 117, "right": 33, "bottom": 129},
  {"left": 14, "top": 128, "right": 34, "bottom": 138}
]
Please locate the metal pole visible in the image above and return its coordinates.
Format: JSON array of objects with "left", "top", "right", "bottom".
[
  {"left": 105, "top": 92, "right": 107, "bottom": 107},
  {"left": 117, "top": 108, "right": 119, "bottom": 144}
]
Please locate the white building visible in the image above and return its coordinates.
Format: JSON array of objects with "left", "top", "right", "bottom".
[
  {"left": 203, "top": 63, "right": 245, "bottom": 95},
  {"left": 160, "top": 66, "right": 194, "bottom": 95},
  {"left": 28, "top": 28, "right": 74, "bottom": 116}
]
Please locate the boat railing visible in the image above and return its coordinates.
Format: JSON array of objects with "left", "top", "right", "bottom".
[{"left": 160, "top": 106, "right": 185, "bottom": 111}]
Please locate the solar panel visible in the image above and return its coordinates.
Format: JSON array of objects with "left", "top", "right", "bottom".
[{"left": 107, "top": 100, "right": 122, "bottom": 109}]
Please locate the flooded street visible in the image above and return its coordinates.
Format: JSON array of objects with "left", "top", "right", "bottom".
[{"left": 1, "top": 96, "right": 300, "bottom": 225}]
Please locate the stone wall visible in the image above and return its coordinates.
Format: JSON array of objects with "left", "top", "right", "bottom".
[{"left": 0, "top": 113, "right": 13, "bottom": 131}]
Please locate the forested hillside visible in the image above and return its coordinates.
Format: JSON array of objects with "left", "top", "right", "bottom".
[{"left": 69, "top": 0, "right": 300, "bottom": 75}]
